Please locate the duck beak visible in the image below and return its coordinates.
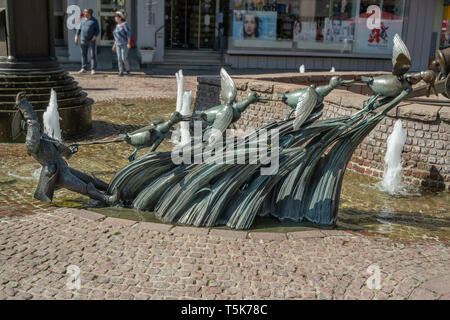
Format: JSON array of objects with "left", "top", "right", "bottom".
[
  {"left": 341, "top": 80, "right": 355, "bottom": 87},
  {"left": 181, "top": 115, "right": 193, "bottom": 121},
  {"left": 188, "top": 114, "right": 204, "bottom": 121}
]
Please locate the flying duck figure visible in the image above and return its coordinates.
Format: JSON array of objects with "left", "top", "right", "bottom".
[
  {"left": 194, "top": 68, "right": 264, "bottom": 144},
  {"left": 121, "top": 112, "right": 190, "bottom": 162},
  {"left": 278, "top": 76, "right": 355, "bottom": 130},
  {"left": 361, "top": 34, "right": 437, "bottom": 109}
]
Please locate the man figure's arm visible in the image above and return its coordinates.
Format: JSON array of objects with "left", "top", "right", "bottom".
[
  {"left": 93, "top": 18, "right": 100, "bottom": 41},
  {"left": 16, "top": 93, "right": 40, "bottom": 155}
]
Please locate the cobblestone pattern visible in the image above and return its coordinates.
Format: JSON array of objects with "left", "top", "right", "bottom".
[
  {"left": 70, "top": 71, "right": 199, "bottom": 102},
  {"left": 0, "top": 208, "right": 448, "bottom": 300},
  {"left": 194, "top": 76, "right": 450, "bottom": 191}
]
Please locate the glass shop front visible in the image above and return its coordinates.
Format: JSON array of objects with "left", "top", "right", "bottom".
[{"left": 227, "top": 0, "right": 407, "bottom": 57}]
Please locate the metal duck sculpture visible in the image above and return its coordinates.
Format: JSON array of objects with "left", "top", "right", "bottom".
[
  {"left": 194, "top": 68, "right": 263, "bottom": 144},
  {"left": 361, "top": 34, "right": 437, "bottom": 104},
  {"left": 277, "top": 76, "right": 354, "bottom": 128},
  {"left": 104, "top": 34, "right": 445, "bottom": 229},
  {"left": 121, "top": 112, "right": 190, "bottom": 162}
]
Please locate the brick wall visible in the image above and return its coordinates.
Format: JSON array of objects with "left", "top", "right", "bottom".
[{"left": 194, "top": 74, "right": 450, "bottom": 191}]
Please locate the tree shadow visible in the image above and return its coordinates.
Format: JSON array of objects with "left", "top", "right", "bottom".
[{"left": 65, "top": 120, "right": 143, "bottom": 143}]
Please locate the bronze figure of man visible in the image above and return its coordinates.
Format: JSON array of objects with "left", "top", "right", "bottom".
[{"left": 14, "top": 92, "right": 118, "bottom": 205}]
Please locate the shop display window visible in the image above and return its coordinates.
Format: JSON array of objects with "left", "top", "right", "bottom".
[{"left": 228, "top": 0, "right": 406, "bottom": 56}]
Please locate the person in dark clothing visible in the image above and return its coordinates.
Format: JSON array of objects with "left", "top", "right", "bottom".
[{"left": 75, "top": 8, "right": 100, "bottom": 75}]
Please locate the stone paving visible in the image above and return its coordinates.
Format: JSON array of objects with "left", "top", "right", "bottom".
[
  {"left": 0, "top": 70, "right": 448, "bottom": 300},
  {"left": 70, "top": 70, "right": 200, "bottom": 102},
  {"left": 0, "top": 208, "right": 448, "bottom": 300}
]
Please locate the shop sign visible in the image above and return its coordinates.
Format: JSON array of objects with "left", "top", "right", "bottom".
[{"left": 354, "top": 7, "right": 403, "bottom": 54}]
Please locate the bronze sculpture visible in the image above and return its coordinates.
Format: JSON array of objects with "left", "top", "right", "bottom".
[
  {"left": 278, "top": 76, "right": 354, "bottom": 125},
  {"left": 121, "top": 112, "right": 190, "bottom": 162},
  {"left": 14, "top": 92, "right": 118, "bottom": 205},
  {"left": 105, "top": 34, "right": 446, "bottom": 229},
  {"left": 18, "top": 34, "right": 449, "bottom": 230},
  {"left": 361, "top": 34, "right": 437, "bottom": 103},
  {"left": 194, "top": 69, "right": 265, "bottom": 144}
]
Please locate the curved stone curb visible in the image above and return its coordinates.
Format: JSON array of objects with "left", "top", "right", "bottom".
[
  {"left": 410, "top": 275, "right": 450, "bottom": 300},
  {"left": 58, "top": 207, "right": 359, "bottom": 241}
]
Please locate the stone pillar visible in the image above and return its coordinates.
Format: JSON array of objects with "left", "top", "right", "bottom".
[{"left": 0, "top": 0, "right": 92, "bottom": 142}]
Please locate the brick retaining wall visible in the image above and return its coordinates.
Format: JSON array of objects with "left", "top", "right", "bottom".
[{"left": 194, "top": 74, "right": 450, "bottom": 191}]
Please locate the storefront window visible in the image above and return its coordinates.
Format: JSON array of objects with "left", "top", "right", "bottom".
[
  {"left": 228, "top": 0, "right": 406, "bottom": 56},
  {"left": 440, "top": 0, "right": 450, "bottom": 49}
]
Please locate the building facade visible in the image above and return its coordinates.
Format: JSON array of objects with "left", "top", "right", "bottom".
[{"left": 56, "top": 0, "right": 445, "bottom": 72}]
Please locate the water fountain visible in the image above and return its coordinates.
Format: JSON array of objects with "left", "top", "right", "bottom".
[
  {"left": 9, "top": 33, "right": 450, "bottom": 235},
  {"left": 0, "top": 0, "right": 92, "bottom": 143},
  {"left": 379, "top": 119, "right": 407, "bottom": 195},
  {"left": 43, "top": 89, "right": 62, "bottom": 141}
]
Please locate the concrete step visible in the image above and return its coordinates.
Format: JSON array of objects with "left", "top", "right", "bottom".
[
  {"left": 164, "top": 50, "right": 223, "bottom": 61},
  {"left": 150, "top": 61, "right": 230, "bottom": 71},
  {"left": 162, "top": 49, "right": 225, "bottom": 69},
  {"left": 165, "top": 49, "right": 222, "bottom": 56},
  {"left": 163, "top": 58, "right": 224, "bottom": 65}
]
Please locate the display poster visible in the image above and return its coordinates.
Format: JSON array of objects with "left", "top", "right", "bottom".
[
  {"left": 232, "top": 10, "right": 277, "bottom": 41},
  {"left": 323, "top": 18, "right": 354, "bottom": 43},
  {"left": 354, "top": 14, "right": 403, "bottom": 54},
  {"left": 293, "top": 20, "right": 317, "bottom": 42}
]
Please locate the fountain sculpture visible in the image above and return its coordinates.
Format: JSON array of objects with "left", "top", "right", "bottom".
[{"left": 15, "top": 34, "right": 450, "bottom": 230}]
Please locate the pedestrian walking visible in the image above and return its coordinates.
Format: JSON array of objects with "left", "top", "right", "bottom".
[
  {"left": 75, "top": 8, "right": 100, "bottom": 75},
  {"left": 112, "top": 11, "right": 132, "bottom": 77}
]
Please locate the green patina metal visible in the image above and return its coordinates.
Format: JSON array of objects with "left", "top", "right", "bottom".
[
  {"left": 278, "top": 76, "right": 354, "bottom": 124},
  {"left": 19, "top": 34, "right": 450, "bottom": 230},
  {"left": 103, "top": 34, "right": 448, "bottom": 230}
]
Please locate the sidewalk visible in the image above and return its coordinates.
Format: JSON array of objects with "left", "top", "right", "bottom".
[
  {"left": 0, "top": 208, "right": 449, "bottom": 300},
  {"left": 71, "top": 71, "right": 200, "bottom": 102}
]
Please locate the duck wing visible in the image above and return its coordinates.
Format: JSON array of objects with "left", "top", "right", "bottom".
[
  {"left": 129, "top": 124, "right": 155, "bottom": 136},
  {"left": 205, "top": 105, "right": 234, "bottom": 144},
  {"left": 293, "top": 87, "right": 318, "bottom": 130},
  {"left": 392, "top": 34, "right": 411, "bottom": 76},
  {"left": 220, "top": 68, "right": 237, "bottom": 105}
]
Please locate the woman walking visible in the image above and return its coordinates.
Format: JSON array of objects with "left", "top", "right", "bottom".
[{"left": 112, "top": 11, "right": 131, "bottom": 76}]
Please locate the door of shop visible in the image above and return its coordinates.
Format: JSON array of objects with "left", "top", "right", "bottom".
[{"left": 165, "top": 0, "right": 218, "bottom": 49}]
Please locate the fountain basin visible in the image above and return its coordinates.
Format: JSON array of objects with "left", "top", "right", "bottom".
[
  {"left": 0, "top": 101, "right": 92, "bottom": 142},
  {"left": 0, "top": 64, "right": 93, "bottom": 142}
]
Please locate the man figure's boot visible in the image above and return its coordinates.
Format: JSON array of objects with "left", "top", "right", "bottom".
[{"left": 87, "top": 182, "right": 118, "bottom": 206}]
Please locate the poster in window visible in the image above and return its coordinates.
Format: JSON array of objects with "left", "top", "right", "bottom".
[
  {"left": 354, "top": 10, "right": 403, "bottom": 54},
  {"left": 293, "top": 20, "right": 317, "bottom": 42},
  {"left": 233, "top": 10, "right": 277, "bottom": 40},
  {"left": 323, "top": 18, "right": 354, "bottom": 42}
]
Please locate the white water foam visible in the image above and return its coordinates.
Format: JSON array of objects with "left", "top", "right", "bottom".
[
  {"left": 43, "top": 89, "right": 62, "bottom": 141},
  {"left": 181, "top": 91, "right": 192, "bottom": 146},
  {"left": 376, "top": 120, "right": 408, "bottom": 195}
]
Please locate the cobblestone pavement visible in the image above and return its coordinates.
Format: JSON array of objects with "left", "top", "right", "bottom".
[
  {"left": 0, "top": 208, "right": 448, "bottom": 300},
  {"left": 70, "top": 71, "right": 200, "bottom": 102}
]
